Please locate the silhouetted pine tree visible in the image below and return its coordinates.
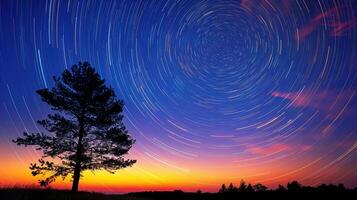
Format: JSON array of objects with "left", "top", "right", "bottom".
[
  {"left": 227, "top": 183, "right": 238, "bottom": 192},
  {"left": 219, "top": 184, "right": 227, "bottom": 193},
  {"left": 238, "top": 180, "right": 247, "bottom": 192},
  {"left": 13, "top": 62, "right": 136, "bottom": 192},
  {"left": 246, "top": 184, "right": 255, "bottom": 192}
]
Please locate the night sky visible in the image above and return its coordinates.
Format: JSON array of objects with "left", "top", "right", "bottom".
[{"left": 0, "top": 0, "right": 357, "bottom": 193}]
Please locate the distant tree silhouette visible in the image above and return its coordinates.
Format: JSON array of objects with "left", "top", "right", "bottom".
[
  {"left": 253, "top": 183, "right": 267, "bottom": 192},
  {"left": 227, "top": 183, "right": 238, "bottom": 192},
  {"left": 276, "top": 184, "right": 287, "bottom": 192},
  {"left": 300, "top": 186, "right": 315, "bottom": 192},
  {"left": 216, "top": 180, "right": 351, "bottom": 195},
  {"left": 238, "top": 180, "right": 247, "bottom": 192},
  {"left": 287, "top": 181, "right": 302, "bottom": 192},
  {"left": 219, "top": 184, "right": 227, "bottom": 193},
  {"left": 317, "top": 183, "right": 347, "bottom": 192},
  {"left": 13, "top": 62, "right": 136, "bottom": 192},
  {"left": 338, "top": 184, "right": 346, "bottom": 191},
  {"left": 246, "top": 184, "right": 255, "bottom": 192}
]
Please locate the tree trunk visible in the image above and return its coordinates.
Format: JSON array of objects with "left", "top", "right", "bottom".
[
  {"left": 72, "top": 123, "right": 84, "bottom": 193},
  {"left": 72, "top": 162, "right": 81, "bottom": 192}
]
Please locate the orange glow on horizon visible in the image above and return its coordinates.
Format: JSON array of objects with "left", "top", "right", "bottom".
[{"left": 1, "top": 142, "right": 354, "bottom": 193}]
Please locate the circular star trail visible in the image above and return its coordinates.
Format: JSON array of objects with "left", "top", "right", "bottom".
[{"left": 0, "top": 0, "right": 357, "bottom": 191}]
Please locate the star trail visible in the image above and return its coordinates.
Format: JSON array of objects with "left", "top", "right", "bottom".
[{"left": 0, "top": 0, "right": 357, "bottom": 193}]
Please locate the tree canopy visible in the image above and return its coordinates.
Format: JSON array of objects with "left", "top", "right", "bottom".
[{"left": 13, "top": 62, "right": 136, "bottom": 192}]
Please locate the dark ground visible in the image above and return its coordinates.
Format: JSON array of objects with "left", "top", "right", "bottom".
[{"left": 1, "top": 188, "right": 357, "bottom": 200}]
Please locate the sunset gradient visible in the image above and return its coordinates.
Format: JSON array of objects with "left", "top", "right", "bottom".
[{"left": 0, "top": 0, "right": 357, "bottom": 193}]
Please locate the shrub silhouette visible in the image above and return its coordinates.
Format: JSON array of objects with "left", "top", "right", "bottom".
[{"left": 13, "top": 62, "right": 136, "bottom": 192}]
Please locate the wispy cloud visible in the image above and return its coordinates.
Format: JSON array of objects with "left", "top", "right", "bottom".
[
  {"left": 247, "top": 143, "right": 290, "bottom": 156},
  {"left": 241, "top": 0, "right": 292, "bottom": 13},
  {"left": 271, "top": 88, "right": 354, "bottom": 111},
  {"left": 329, "top": 18, "right": 357, "bottom": 37},
  {"left": 297, "top": 7, "right": 338, "bottom": 41},
  {"left": 272, "top": 88, "right": 356, "bottom": 137},
  {"left": 296, "top": 7, "right": 356, "bottom": 41}
]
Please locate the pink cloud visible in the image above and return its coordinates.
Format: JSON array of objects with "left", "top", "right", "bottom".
[
  {"left": 296, "top": 7, "right": 356, "bottom": 40},
  {"left": 271, "top": 89, "right": 354, "bottom": 111},
  {"left": 244, "top": 141, "right": 316, "bottom": 157},
  {"left": 329, "top": 18, "right": 357, "bottom": 36},
  {"left": 297, "top": 7, "right": 339, "bottom": 41},
  {"left": 272, "top": 89, "right": 356, "bottom": 138},
  {"left": 301, "top": 145, "right": 313, "bottom": 152},
  {"left": 272, "top": 90, "right": 329, "bottom": 108},
  {"left": 246, "top": 142, "right": 315, "bottom": 156},
  {"left": 240, "top": 0, "right": 254, "bottom": 11},
  {"left": 241, "top": 0, "right": 292, "bottom": 13},
  {"left": 247, "top": 143, "right": 290, "bottom": 155},
  {"left": 272, "top": 89, "right": 356, "bottom": 137}
]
